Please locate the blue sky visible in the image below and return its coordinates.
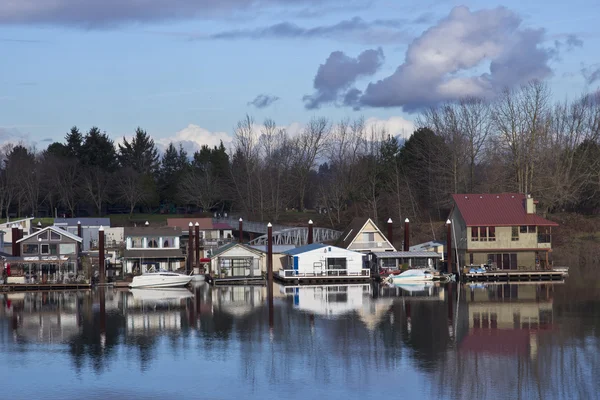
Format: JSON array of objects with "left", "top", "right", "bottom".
[{"left": 0, "top": 0, "right": 598, "bottom": 152}]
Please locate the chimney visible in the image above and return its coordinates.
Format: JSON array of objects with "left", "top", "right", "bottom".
[{"left": 526, "top": 194, "right": 535, "bottom": 214}]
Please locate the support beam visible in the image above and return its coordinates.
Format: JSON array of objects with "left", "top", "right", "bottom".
[
  {"left": 403, "top": 218, "right": 410, "bottom": 252},
  {"left": 194, "top": 222, "right": 200, "bottom": 268},
  {"left": 307, "top": 220, "right": 314, "bottom": 244},
  {"left": 446, "top": 219, "right": 453, "bottom": 274},
  {"left": 99, "top": 225, "right": 105, "bottom": 284}
]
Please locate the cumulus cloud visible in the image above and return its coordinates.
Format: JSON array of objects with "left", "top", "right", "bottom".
[
  {"left": 306, "top": 6, "right": 557, "bottom": 112},
  {"left": 0, "top": 0, "right": 348, "bottom": 27},
  {"left": 203, "top": 17, "right": 411, "bottom": 44},
  {"left": 582, "top": 64, "right": 600, "bottom": 85},
  {"left": 248, "top": 94, "right": 280, "bottom": 109},
  {"left": 303, "top": 48, "right": 384, "bottom": 110},
  {"left": 364, "top": 116, "right": 415, "bottom": 139}
]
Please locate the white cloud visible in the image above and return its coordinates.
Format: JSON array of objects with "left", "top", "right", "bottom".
[
  {"left": 365, "top": 116, "right": 415, "bottom": 139},
  {"left": 155, "top": 124, "right": 233, "bottom": 154}
]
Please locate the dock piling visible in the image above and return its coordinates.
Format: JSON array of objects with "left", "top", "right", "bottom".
[
  {"left": 403, "top": 218, "right": 410, "bottom": 251},
  {"left": 99, "top": 225, "right": 105, "bottom": 284},
  {"left": 387, "top": 218, "right": 393, "bottom": 245},
  {"left": 307, "top": 220, "right": 314, "bottom": 245},
  {"left": 194, "top": 222, "right": 200, "bottom": 268}
]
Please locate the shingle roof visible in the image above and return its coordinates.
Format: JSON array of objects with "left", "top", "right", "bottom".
[
  {"left": 452, "top": 193, "right": 559, "bottom": 227},
  {"left": 410, "top": 241, "right": 445, "bottom": 252},
  {"left": 212, "top": 222, "right": 233, "bottom": 230},
  {"left": 210, "top": 243, "right": 263, "bottom": 257},
  {"left": 334, "top": 217, "right": 369, "bottom": 248},
  {"left": 283, "top": 243, "right": 327, "bottom": 256},
  {"left": 375, "top": 251, "right": 442, "bottom": 259},
  {"left": 248, "top": 245, "right": 296, "bottom": 254},
  {"left": 167, "top": 218, "right": 213, "bottom": 230}
]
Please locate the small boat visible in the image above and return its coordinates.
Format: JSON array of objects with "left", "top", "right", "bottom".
[
  {"left": 388, "top": 269, "right": 434, "bottom": 283},
  {"left": 129, "top": 271, "right": 192, "bottom": 288},
  {"left": 130, "top": 288, "right": 194, "bottom": 302}
]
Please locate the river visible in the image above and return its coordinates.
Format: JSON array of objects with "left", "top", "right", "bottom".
[{"left": 1, "top": 281, "right": 598, "bottom": 400}]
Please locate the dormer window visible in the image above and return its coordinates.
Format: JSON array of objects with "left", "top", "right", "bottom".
[
  {"left": 50, "top": 231, "right": 61, "bottom": 241},
  {"left": 147, "top": 237, "right": 159, "bottom": 248}
]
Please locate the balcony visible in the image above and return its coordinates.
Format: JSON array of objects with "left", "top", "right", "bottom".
[{"left": 537, "top": 234, "right": 552, "bottom": 248}]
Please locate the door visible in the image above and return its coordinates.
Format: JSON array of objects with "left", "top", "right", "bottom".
[{"left": 502, "top": 254, "right": 510, "bottom": 270}]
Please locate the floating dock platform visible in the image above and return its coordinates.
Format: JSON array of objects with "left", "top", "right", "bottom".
[
  {"left": 1, "top": 283, "right": 91, "bottom": 292},
  {"left": 208, "top": 276, "right": 265, "bottom": 286},
  {"left": 275, "top": 270, "right": 371, "bottom": 285},
  {"left": 463, "top": 270, "right": 567, "bottom": 282}
]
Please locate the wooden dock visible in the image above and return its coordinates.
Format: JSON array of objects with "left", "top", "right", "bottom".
[
  {"left": 274, "top": 275, "right": 371, "bottom": 285},
  {"left": 209, "top": 276, "right": 265, "bottom": 286},
  {"left": 463, "top": 270, "right": 566, "bottom": 282},
  {"left": 1, "top": 283, "right": 91, "bottom": 292}
]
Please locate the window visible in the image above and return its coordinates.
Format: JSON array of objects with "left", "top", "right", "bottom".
[
  {"left": 163, "top": 237, "right": 175, "bottom": 248},
  {"left": 528, "top": 226, "right": 536, "bottom": 233},
  {"left": 23, "top": 244, "right": 39, "bottom": 255},
  {"left": 538, "top": 227, "right": 552, "bottom": 244},
  {"left": 147, "top": 237, "right": 159, "bottom": 248},
  {"left": 480, "top": 227, "right": 488, "bottom": 242},
  {"left": 488, "top": 226, "right": 496, "bottom": 241},
  {"left": 520, "top": 226, "right": 527, "bottom": 233},
  {"left": 41, "top": 244, "right": 58, "bottom": 255},
  {"left": 38, "top": 231, "right": 49, "bottom": 240},
  {"left": 362, "top": 232, "right": 375, "bottom": 242},
  {"left": 131, "top": 237, "right": 144, "bottom": 248},
  {"left": 50, "top": 231, "right": 61, "bottom": 240},
  {"left": 60, "top": 243, "right": 76, "bottom": 255},
  {"left": 471, "top": 227, "right": 479, "bottom": 241},
  {"left": 512, "top": 226, "right": 519, "bottom": 241},
  {"left": 326, "top": 258, "right": 347, "bottom": 270}
]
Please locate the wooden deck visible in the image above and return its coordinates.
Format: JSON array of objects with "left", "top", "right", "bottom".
[
  {"left": 1, "top": 283, "right": 91, "bottom": 292},
  {"left": 210, "top": 276, "right": 265, "bottom": 286},
  {"left": 463, "top": 270, "right": 566, "bottom": 282}
]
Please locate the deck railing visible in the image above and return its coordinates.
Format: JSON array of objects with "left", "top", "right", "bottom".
[{"left": 278, "top": 268, "right": 371, "bottom": 278}]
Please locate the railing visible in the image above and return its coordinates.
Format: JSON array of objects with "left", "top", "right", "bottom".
[
  {"left": 348, "top": 241, "right": 388, "bottom": 250},
  {"left": 278, "top": 268, "right": 371, "bottom": 278}
]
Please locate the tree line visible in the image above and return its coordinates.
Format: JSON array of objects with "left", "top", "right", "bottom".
[{"left": 1, "top": 80, "right": 599, "bottom": 228}]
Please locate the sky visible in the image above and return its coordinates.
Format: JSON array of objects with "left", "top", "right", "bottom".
[{"left": 1, "top": 0, "right": 599, "bottom": 154}]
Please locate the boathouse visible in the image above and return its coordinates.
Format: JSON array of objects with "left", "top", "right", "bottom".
[
  {"left": 450, "top": 194, "right": 559, "bottom": 270},
  {"left": 209, "top": 243, "right": 264, "bottom": 279},
  {"left": 123, "top": 226, "right": 184, "bottom": 274},
  {"left": 8, "top": 226, "right": 83, "bottom": 284},
  {"left": 279, "top": 243, "right": 368, "bottom": 280},
  {"left": 167, "top": 218, "right": 234, "bottom": 255}
]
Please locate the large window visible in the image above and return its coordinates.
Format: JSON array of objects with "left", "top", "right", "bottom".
[
  {"left": 147, "top": 237, "right": 160, "bottom": 248},
  {"left": 50, "top": 231, "right": 61, "bottom": 241},
  {"left": 23, "top": 244, "right": 39, "bottom": 255},
  {"left": 162, "top": 237, "right": 176, "bottom": 248},
  {"left": 131, "top": 237, "right": 144, "bottom": 248},
  {"left": 512, "top": 227, "right": 519, "bottom": 241},
  {"left": 362, "top": 232, "right": 375, "bottom": 242},
  {"left": 60, "top": 243, "right": 76, "bottom": 255},
  {"left": 488, "top": 226, "right": 496, "bottom": 241},
  {"left": 326, "top": 258, "right": 347, "bottom": 270},
  {"left": 487, "top": 253, "right": 518, "bottom": 270},
  {"left": 41, "top": 244, "right": 58, "bottom": 255},
  {"left": 471, "top": 227, "right": 479, "bottom": 241},
  {"left": 480, "top": 227, "right": 488, "bottom": 242}
]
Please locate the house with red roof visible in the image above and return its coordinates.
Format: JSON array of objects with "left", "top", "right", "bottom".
[{"left": 449, "top": 193, "right": 558, "bottom": 270}]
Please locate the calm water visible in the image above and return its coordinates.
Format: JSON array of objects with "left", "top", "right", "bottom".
[{"left": 1, "top": 281, "right": 599, "bottom": 400}]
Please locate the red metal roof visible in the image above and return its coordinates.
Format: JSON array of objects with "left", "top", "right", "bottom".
[
  {"left": 167, "top": 218, "right": 213, "bottom": 230},
  {"left": 212, "top": 222, "right": 233, "bottom": 230},
  {"left": 452, "top": 193, "right": 559, "bottom": 227}
]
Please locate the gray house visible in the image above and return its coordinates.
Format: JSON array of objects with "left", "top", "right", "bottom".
[
  {"left": 54, "top": 218, "right": 111, "bottom": 251},
  {"left": 10, "top": 226, "right": 83, "bottom": 284}
]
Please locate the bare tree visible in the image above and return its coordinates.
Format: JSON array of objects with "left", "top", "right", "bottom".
[
  {"left": 459, "top": 97, "right": 492, "bottom": 192},
  {"left": 178, "top": 166, "right": 222, "bottom": 212},
  {"left": 81, "top": 166, "right": 111, "bottom": 216},
  {"left": 117, "top": 168, "right": 152, "bottom": 216}
]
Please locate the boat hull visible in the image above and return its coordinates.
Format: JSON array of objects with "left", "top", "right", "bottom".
[
  {"left": 190, "top": 274, "right": 205, "bottom": 282},
  {"left": 390, "top": 275, "right": 434, "bottom": 283},
  {"left": 129, "top": 274, "right": 192, "bottom": 288}
]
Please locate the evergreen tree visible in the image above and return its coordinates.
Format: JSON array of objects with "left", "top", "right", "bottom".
[
  {"left": 65, "top": 126, "right": 83, "bottom": 160},
  {"left": 158, "top": 142, "right": 189, "bottom": 205},
  {"left": 118, "top": 127, "right": 159, "bottom": 174},
  {"left": 81, "top": 127, "right": 117, "bottom": 171}
]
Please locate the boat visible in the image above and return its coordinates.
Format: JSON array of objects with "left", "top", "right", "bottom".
[
  {"left": 387, "top": 269, "right": 434, "bottom": 283},
  {"left": 190, "top": 273, "right": 205, "bottom": 282},
  {"left": 129, "top": 271, "right": 192, "bottom": 288},
  {"left": 129, "top": 288, "right": 194, "bottom": 302},
  {"left": 395, "top": 282, "right": 435, "bottom": 293}
]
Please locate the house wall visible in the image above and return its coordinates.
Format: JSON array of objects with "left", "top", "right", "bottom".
[
  {"left": 258, "top": 253, "right": 286, "bottom": 272},
  {"left": 1, "top": 219, "right": 33, "bottom": 244},
  {"left": 467, "top": 226, "right": 540, "bottom": 250},
  {"left": 125, "top": 236, "right": 180, "bottom": 250},
  {"left": 289, "top": 247, "right": 365, "bottom": 275},
  {"left": 210, "top": 246, "right": 262, "bottom": 276},
  {"left": 124, "top": 259, "right": 182, "bottom": 274},
  {"left": 348, "top": 220, "right": 394, "bottom": 252},
  {"left": 470, "top": 251, "right": 537, "bottom": 269}
]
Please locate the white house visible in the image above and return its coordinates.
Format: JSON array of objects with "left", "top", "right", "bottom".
[
  {"left": 1, "top": 218, "right": 34, "bottom": 254},
  {"left": 209, "top": 243, "right": 264, "bottom": 279},
  {"left": 281, "top": 243, "right": 366, "bottom": 277},
  {"left": 123, "top": 226, "right": 184, "bottom": 274},
  {"left": 54, "top": 218, "right": 112, "bottom": 251}
]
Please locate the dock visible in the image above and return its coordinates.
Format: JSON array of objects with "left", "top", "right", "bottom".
[
  {"left": 209, "top": 276, "right": 265, "bottom": 286},
  {"left": 274, "top": 270, "right": 371, "bottom": 285},
  {"left": 463, "top": 270, "right": 567, "bottom": 282},
  {"left": 1, "top": 283, "right": 91, "bottom": 292}
]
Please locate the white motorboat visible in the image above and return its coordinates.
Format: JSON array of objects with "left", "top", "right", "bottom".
[
  {"left": 130, "top": 288, "right": 194, "bottom": 302},
  {"left": 395, "top": 282, "right": 435, "bottom": 293},
  {"left": 388, "top": 269, "right": 434, "bottom": 284},
  {"left": 129, "top": 271, "right": 192, "bottom": 288},
  {"left": 190, "top": 274, "right": 205, "bottom": 282}
]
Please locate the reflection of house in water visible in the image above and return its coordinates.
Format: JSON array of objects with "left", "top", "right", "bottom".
[
  {"left": 460, "top": 283, "right": 555, "bottom": 358},
  {"left": 120, "top": 289, "right": 193, "bottom": 333},
  {"left": 211, "top": 286, "right": 266, "bottom": 317},
  {"left": 1, "top": 291, "right": 84, "bottom": 343}
]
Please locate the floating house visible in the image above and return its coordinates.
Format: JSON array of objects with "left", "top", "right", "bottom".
[
  {"left": 167, "top": 218, "right": 234, "bottom": 255},
  {"left": 373, "top": 250, "right": 442, "bottom": 271},
  {"left": 8, "top": 226, "right": 83, "bottom": 284},
  {"left": 209, "top": 243, "right": 265, "bottom": 280},
  {"left": 410, "top": 240, "right": 446, "bottom": 259},
  {"left": 1, "top": 217, "right": 34, "bottom": 254},
  {"left": 450, "top": 194, "right": 559, "bottom": 270},
  {"left": 278, "top": 243, "right": 369, "bottom": 283},
  {"left": 335, "top": 217, "right": 396, "bottom": 253},
  {"left": 123, "top": 226, "right": 184, "bottom": 274}
]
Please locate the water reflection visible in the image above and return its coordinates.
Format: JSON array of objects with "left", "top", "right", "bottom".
[{"left": 0, "top": 280, "right": 598, "bottom": 400}]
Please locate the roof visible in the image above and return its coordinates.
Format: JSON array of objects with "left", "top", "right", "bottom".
[
  {"left": 54, "top": 218, "right": 111, "bottom": 227},
  {"left": 210, "top": 243, "right": 263, "bottom": 258},
  {"left": 452, "top": 193, "right": 559, "bottom": 227},
  {"left": 334, "top": 217, "right": 395, "bottom": 250},
  {"left": 17, "top": 226, "right": 83, "bottom": 243},
  {"left": 212, "top": 222, "right": 233, "bottom": 230},
  {"left": 123, "top": 249, "right": 184, "bottom": 259},
  {"left": 124, "top": 226, "right": 182, "bottom": 237},
  {"left": 167, "top": 218, "right": 213, "bottom": 230},
  {"left": 375, "top": 251, "right": 442, "bottom": 259},
  {"left": 248, "top": 245, "right": 296, "bottom": 254},
  {"left": 283, "top": 243, "right": 327, "bottom": 256},
  {"left": 409, "top": 241, "right": 445, "bottom": 252}
]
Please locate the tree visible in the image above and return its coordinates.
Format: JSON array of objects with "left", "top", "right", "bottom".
[
  {"left": 81, "top": 127, "right": 117, "bottom": 171},
  {"left": 118, "top": 127, "right": 160, "bottom": 174},
  {"left": 178, "top": 166, "right": 222, "bottom": 212},
  {"left": 117, "top": 167, "right": 153, "bottom": 216},
  {"left": 65, "top": 126, "right": 83, "bottom": 160},
  {"left": 158, "top": 142, "right": 189, "bottom": 205},
  {"left": 41, "top": 151, "right": 79, "bottom": 217}
]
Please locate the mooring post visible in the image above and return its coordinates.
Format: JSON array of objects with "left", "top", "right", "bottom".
[
  {"left": 17, "top": 227, "right": 23, "bottom": 256},
  {"left": 194, "top": 222, "right": 200, "bottom": 268},
  {"left": 238, "top": 218, "right": 243, "bottom": 244},
  {"left": 11, "top": 224, "right": 18, "bottom": 256},
  {"left": 188, "top": 222, "right": 194, "bottom": 274},
  {"left": 267, "top": 222, "right": 273, "bottom": 285},
  {"left": 387, "top": 218, "right": 393, "bottom": 246},
  {"left": 307, "top": 219, "right": 314, "bottom": 245},
  {"left": 446, "top": 219, "right": 453, "bottom": 274},
  {"left": 77, "top": 221, "right": 82, "bottom": 249},
  {"left": 99, "top": 288, "right": 106, "bottom": 348},
  {"left": 403, "top": 218, "right": 410, "bottom": 252},
  {"left": 99, "top": 225, "right": 105, "bottom": 285}
]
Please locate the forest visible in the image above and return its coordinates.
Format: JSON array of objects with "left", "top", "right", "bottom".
[{"left": 1, "top": 80, "right": 599, "bottom": 230}]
